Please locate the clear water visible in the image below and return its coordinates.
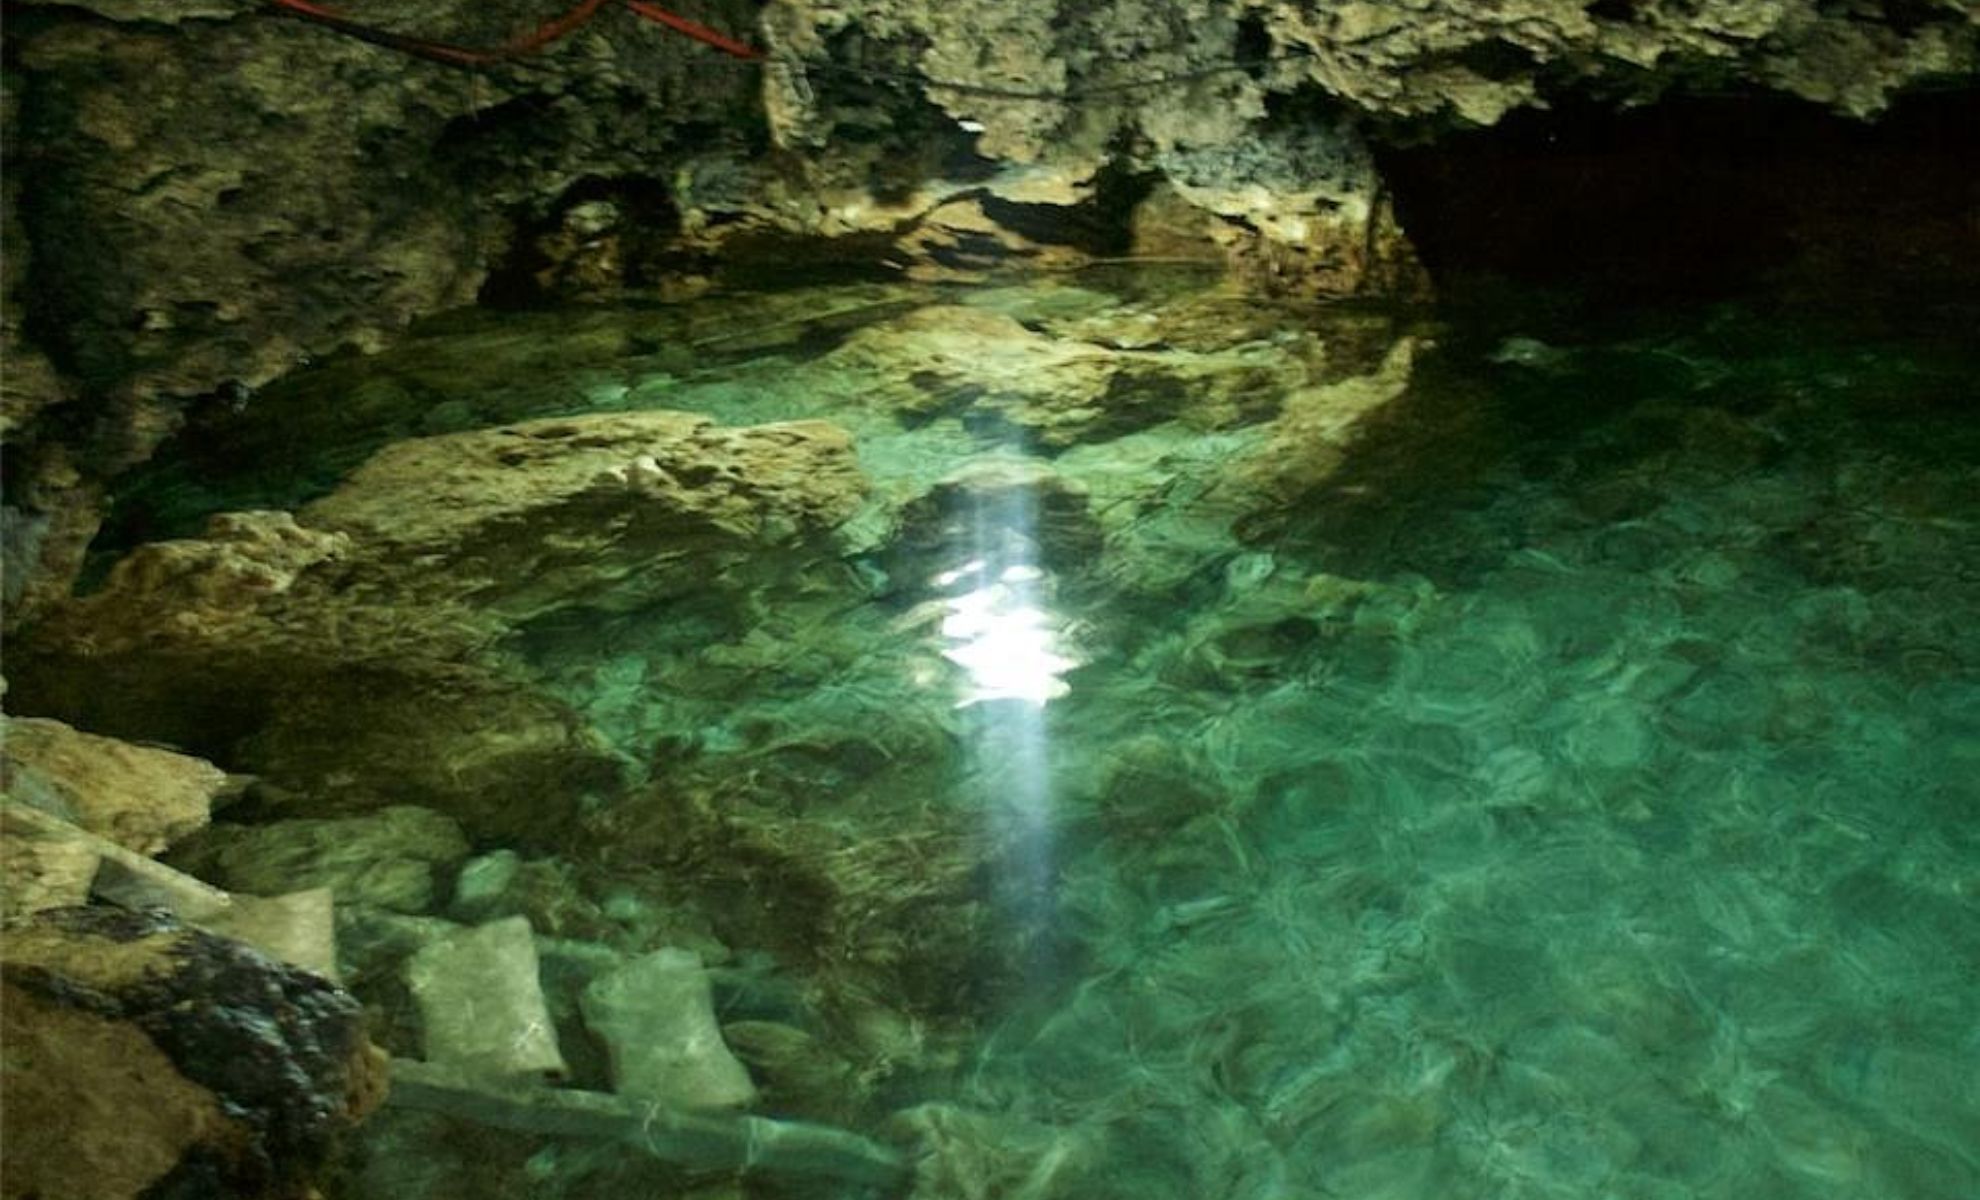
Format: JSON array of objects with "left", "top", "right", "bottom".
[{"left": 103, "top": 272, "right": 1979, "bottom": 1198}]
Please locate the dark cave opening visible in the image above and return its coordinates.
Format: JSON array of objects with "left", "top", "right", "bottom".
[
  {"left": 478, "top": 174, "right": 691, "bottom": 309},
  {"left": 1373, "top": 89, "right": 1980, "bottom": 307}
]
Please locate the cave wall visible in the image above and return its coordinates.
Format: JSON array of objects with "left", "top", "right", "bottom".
[{"left": 2, "top": 0, "right": 1974, "bottom": 623}]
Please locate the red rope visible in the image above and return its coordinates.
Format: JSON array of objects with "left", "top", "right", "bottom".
[
  {"left": 622, "top": 0, "right": 762, "bottom": 60},
  {"left": 266, "top": 0, "right": 762, "bottom": 67}
]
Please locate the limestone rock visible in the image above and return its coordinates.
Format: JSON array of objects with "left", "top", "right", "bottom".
[
  {"left": 3, "top": 510, "right": 380, "bottom": 749},
  {"left": 830, "top": 303, "right": 1306, "bottom": 449},
  {"left": 198, "top": 887, "right": 341, "bottom": 982},
  {"left": 581, "top": 947, "right": 757, "bottom": 1110},
  {"left": 301, "top": 411, "right": 869, "bottom": 619},
  {"left": 168, "top": 805, "right": 470, "bottom": 915},
  {"left": 1, "top": 906, "right": 380, "bottom": 1200},
  {"left": 0, "top": 804, "right": 98, "bottom": 919},
  {"left": 830, "top": 306, "right": 1124, "bottom": 445},
  {"left": 1154, "top": 119, "right": 1430, "bottom": 297},
  {"left": 1, "top": 714, "right": 230, "bottom": 855},
  {"left": 9, "top": 510, "right": 624, "bottom": 841},
  {"left": 407, "top": 916, "right": 568, "bottom": 1083},
  {"left": 235, "top": 671, "right": 626, "bottom": 843}
]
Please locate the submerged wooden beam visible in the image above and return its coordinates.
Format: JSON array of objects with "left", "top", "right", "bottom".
[{"left": 384, "top": 1059, "right": 910, "bottom": 1191}]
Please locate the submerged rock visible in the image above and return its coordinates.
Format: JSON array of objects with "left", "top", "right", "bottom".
[
  {"left": 9, "top": 408, "right": 875, "bottom": 842},
  {"left": 168, "top": 805, "right": 471, "bottom": 915},
  {"left": 1, "top": 906, "right": 383, "bottom": 1200},
  {"left": 722, "top": 1020, "right": 861, "bottom": 1124},
  {"left": 888, "top": 1103, "right": 1094, "bottom": 1200},
  {"left": 828, "top": 304, "right": 1298, "bottom": 449},
  {"left": 302, "top": 411, "right": 869, "bottom": 619}
]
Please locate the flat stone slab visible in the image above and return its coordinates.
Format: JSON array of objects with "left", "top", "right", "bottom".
[
  {"left": 407, "top": 916, "right": 567, "bottom": 1082},
  {"left": 581, "top": 946, "right": 756, "bottom": 1110}
]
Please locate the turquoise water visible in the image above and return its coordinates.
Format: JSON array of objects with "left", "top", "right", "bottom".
[{"left": 95, "top": 274, "right": 1979, "bottom": 1197}]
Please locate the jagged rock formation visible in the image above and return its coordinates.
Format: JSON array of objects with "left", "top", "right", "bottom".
[
  {"left": 5, "top": 0, "right": 1971, "bottom": 614},
  {"left": 1, "top": 906, "right": 385, "bottom": 1200},
  {"left": 7, "top": 411, "right": 865, "bottom": 839}
]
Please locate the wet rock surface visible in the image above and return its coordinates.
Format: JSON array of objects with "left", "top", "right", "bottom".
[
  {"left": 1, "top": 714, "right": 230, "bottom": 855},
  {"left": 1, "top": 906, "right": 383, "bottom": 1200},
  {"left": 8, "top": 409, "right": 874, "bottom": 842}
]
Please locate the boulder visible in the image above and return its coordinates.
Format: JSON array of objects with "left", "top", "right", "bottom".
[
  {"left": 1, "top": 715, "right": 231, "bottom": 855},
  {"left": 300, "top": 411, "right": 869, "bottom": 620},
  {"left": 0, "top": 906, "right": 383, "bottom": 1200},
  {"left": 0, "top": 803, "right": 98, "bottom": 919}
]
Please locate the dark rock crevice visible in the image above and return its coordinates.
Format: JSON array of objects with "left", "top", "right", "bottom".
[{"left": 1373, "top": 88, "right": 1980, "bottom": 305}]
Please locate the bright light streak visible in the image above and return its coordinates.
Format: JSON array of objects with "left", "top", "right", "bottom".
[{"left": 935, "top": 562, "right": 1077, "bottom": 707}]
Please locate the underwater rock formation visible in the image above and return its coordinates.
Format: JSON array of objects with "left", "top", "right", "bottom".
[
  {"left": 1, "top": 906, "right": 384, "bottom": 1200},
  {"left": 827, "top": 304, "right": 1297, "bottom": 448},
  {"left": 300, "top": 411, "right": 868, "bottom": 618},
  {"left": 11, "top": 411, "right": 866, "bottom": 840},
  {"left": 5, "top": 510, "right": 620, "bottom": 840},
  {"left": 168, "top": 806, "right": 472, "bottom": 915}
]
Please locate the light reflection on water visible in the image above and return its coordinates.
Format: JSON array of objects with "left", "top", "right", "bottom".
[{"left": 937, "top": 560, "right": 1078, "bottom": 708}]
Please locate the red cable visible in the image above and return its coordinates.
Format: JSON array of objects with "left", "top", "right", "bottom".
[
  {"left": 621, "top": 0, "right": 762, "bottom": 60},
  {"left": 266, "top": 0, "right": 761, "bottom": 66}
]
